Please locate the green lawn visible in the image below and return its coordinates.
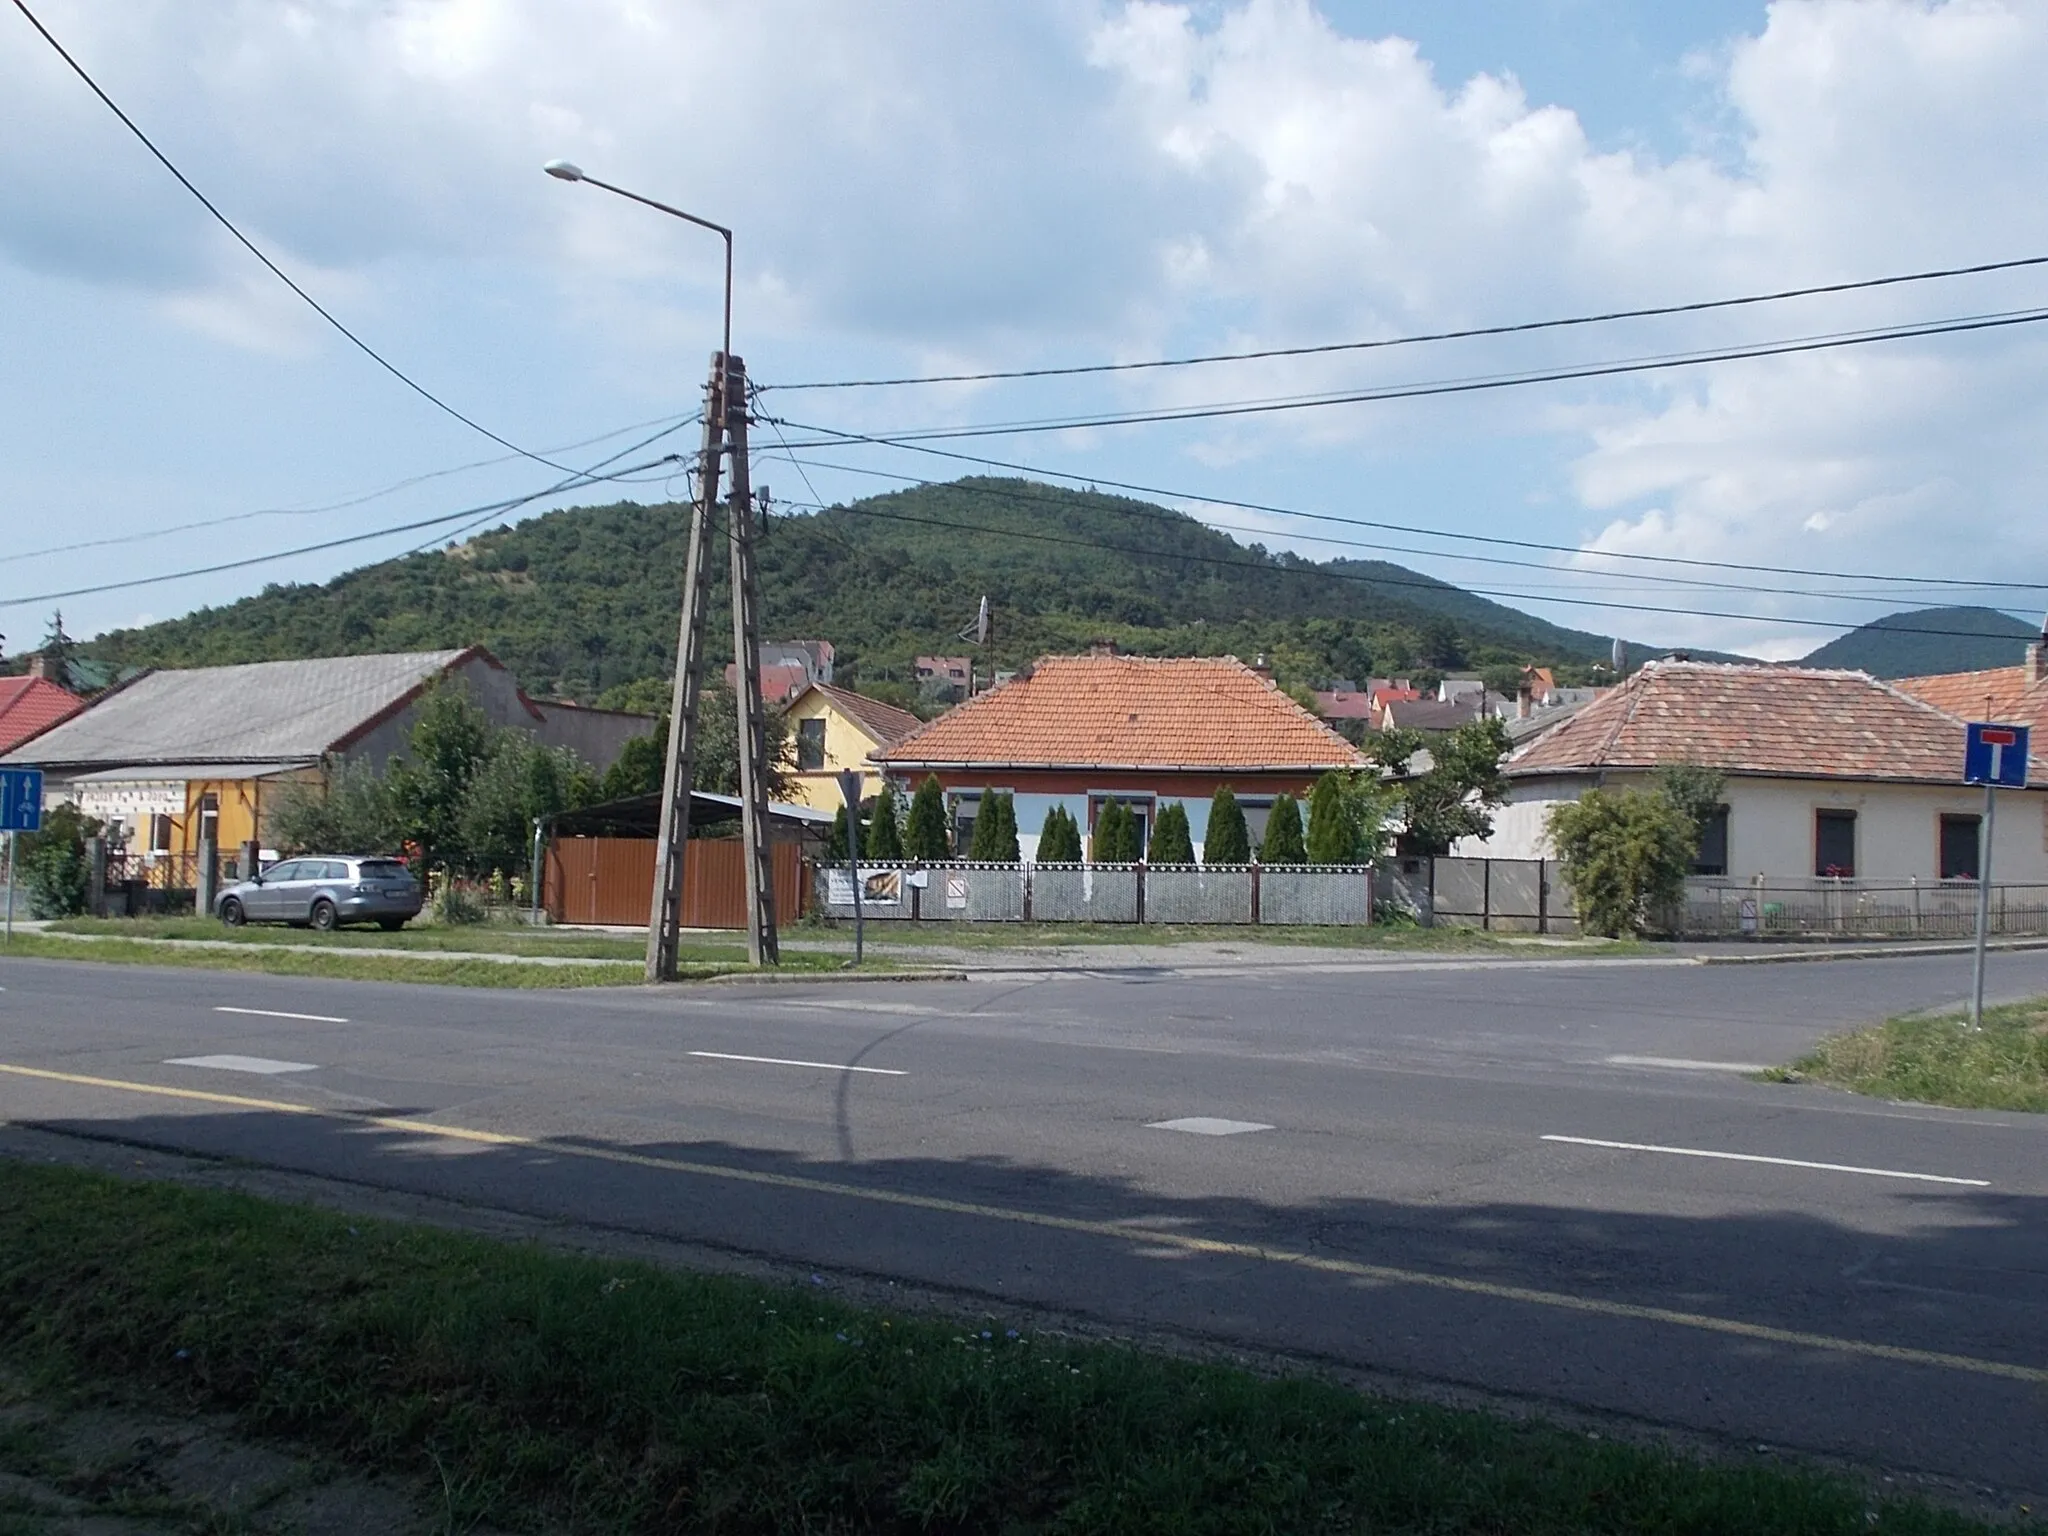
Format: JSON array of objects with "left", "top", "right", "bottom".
[
  {"left": 0, "top": 1161, "right": 2004, "bottom": 1535},
  {"left": 48, "top": 914, "right": 648, "bottom": 960},
  {"left": 0, "top": 933, "right": 649, "bottom": 988},
  {"left": 1769, "top": 997, "right": 2048, "bottom": 1112}
]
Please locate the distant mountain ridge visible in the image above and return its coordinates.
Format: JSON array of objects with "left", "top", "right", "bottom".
[
  {"left": 79, "top": 477, "right": 1679, "bottom": 702},
  {"left": 1801, "top": 607, "right": 2041, "bottom": 678}
]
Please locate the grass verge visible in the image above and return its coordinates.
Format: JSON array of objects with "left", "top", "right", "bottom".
[
  {"left": 0, "top": 1161, "right": 2007, "bottom": 1535},
  {"left": 0, "top": 933, "right": 648, "bottom": 988},
  {"left": 1768, "top": 997, "right": 2048, "bottom": 1112},
  {"left": 806, "top": 919, "right": 1643, "bottom": 955},
  {"left": 49, "top": 915, "right": 646, "bottom": 960}
]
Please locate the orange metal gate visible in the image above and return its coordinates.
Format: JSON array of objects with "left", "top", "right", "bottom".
[{"left": 544, "top": 837, "right": 805, "bottom": 929}]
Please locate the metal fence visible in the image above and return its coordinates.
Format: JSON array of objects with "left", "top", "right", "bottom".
[
  {"left": 1378, "top": 856, "right": 1578, "bottom": 935},
  {"left": 1679, "top": 876, "right": 2048, "bottom": 939},
  {"left": 810, "top": 861, "right": 1375, "bottom": 926}
]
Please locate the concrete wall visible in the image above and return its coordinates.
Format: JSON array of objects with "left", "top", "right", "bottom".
[{"left": 1457, "top": 771, "right": 2048, "bottom": 883}]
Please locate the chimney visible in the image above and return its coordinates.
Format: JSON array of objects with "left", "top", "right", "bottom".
[
  {"left": 1516, "top": 684, "right": 1532, "bottom": 721},
  {"left": 2029, "top": 611, "right": 2048, "bottom": 686},
  {"left": 27, "top": 655, "right": 48, "bottom": 681},
  {"left": 1087, "top": 639, "right": 1119, "bottom": 659}
]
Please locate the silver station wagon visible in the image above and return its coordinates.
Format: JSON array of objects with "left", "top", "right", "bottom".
[{"left": 216, "top": 855, "right": 422, "bottom": 931}]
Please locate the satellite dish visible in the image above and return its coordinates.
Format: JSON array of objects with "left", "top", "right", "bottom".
[
  {"left": 1610, "top": 637, "right": 1627, "bottom": 675},
  {"left": 958, "top": 595, "right": 992, "bottom": 645}
]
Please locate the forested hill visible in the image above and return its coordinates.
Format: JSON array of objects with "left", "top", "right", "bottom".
[
  {"left": 1800, "top": 606, "right": 2039, "bottom": 678},
  {"left": 81, "top": 477, "right": 1649, "bottom": 703}
]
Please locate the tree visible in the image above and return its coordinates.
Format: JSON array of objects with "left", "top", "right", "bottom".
[
  {"left": 1260, "top": 791, "right": 1306, "bottom": 864},
  {"left": 1420, "top": 617, "right": 1466, "bottom": 670},
  {"left": 1092, "top": 799, "right": 1138, "bottom": 863},
  {"left": 16, "top": 803, "right": 99, "bottom": 917},
  {"left": 269, "top": 760, "right": 402, "bottom": 856},
  {"left": 866, "top": 784, "right": 904, "bottom": 860},
  {"left": 457, "top": 736, "right": 597, "bottom": 877},
  {"left": 904, "top": 775, "right": 952, "bottom": 861},
  {"left": 970, "top": 791, "right": 1019, "bottom": 862},
  {"left": 37, "top": 611, "right": 78, "bottom": 693},
  {"left": 1396, "top": 716, "right": 1511, "bottom": 856},
  {"left": 1304, "top": 772, "right": 1355, "bottom": 864},
  {"left": 1149, "top": 801, "right": 1195, "bottom": 864},
  {"left": 826, "top": 802, "right": 866, "bottom": 862},
  {"left": 1204, "top": 786, "right": 1250, "bottom": 865},
  {"left": 1547, "top": 787, "right": 1697, "bottom": 938},
  {"left": 1036, "top": 804, "right": 1083, "bottom": 863},
  {"left": 386, "top": 680, "right": 496, "bottom": 874},
  {"left": 591, "top": 683, "right": 791, "bottom": 802}
]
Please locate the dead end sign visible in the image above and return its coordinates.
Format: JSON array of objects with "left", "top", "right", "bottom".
[{"left": 1964, "top": 722, "right": 2030, "bottom": 788}]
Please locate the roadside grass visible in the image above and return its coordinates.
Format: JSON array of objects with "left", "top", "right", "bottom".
[
  {"left": 0, "top": 934, "right": 647, "bottom": 988},
  {"left": 0, "top": 1163, "right": 2003, "bottom": 1536},
  {"left": 802, "top": 918, "right": 1645, "bottom": 954},
  {"left": 48, "top": 914, "right": 647, "bottom": 960},
  {"left": 1767, "top": 998, "right": 2048, "bottom": 1113}
]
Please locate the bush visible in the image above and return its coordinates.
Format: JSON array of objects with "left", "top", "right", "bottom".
[
  {"left": 1036, "top": 805, "right": 1083, "bottom": 863},
  {"left": 903, "top": 776, "right": 951, "bottom": 861},
  {"left": 429, "top": 872, "right": 489, "bottom": 926},
  {"left": 1204, "top": 787, "right": 1250, "bottom": 865},
  {"left": 1149, "top": 802, "right": 1195, "bottom": 865},
  {"left": 969, "top": 792, "right": 1019, "bottom": 863},
  {"left": 16, "top": 803, "right": 99, "bottom": 918},
  {"left": 1260, "top": 792, "right": 1306, "bottom": 864},
  {"left": 1547, "top": 787, "right": 1697, "bottom": 937}
]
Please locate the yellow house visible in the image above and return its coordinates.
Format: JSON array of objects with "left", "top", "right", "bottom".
[{"left": 781, "top": 683, "right": 923, "bottom": 811}]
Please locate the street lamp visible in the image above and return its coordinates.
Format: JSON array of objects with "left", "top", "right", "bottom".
[
  {"left": 543, "top": 159, "right": 776, "bottom": 973},
  {"left": 541, "top": 160, "right": 732, "bottom": 361}
]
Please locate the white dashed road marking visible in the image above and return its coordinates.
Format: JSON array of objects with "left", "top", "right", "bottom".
[
  {"left": 688, "top": 1051, "right": 905, "bottom": 1076},
  {"left": 215, "top": 1006, "right": 348, "bottom": 1024},
  {"left": 1541, "top": 1135, "right": 1988, "bottom": 1187},
  {"left": 166, "top": 1055, "right": 318, "bottom": 1076},
  {"left": 1149, "top": 1117, "right": 1273, "bottom": 1136}
]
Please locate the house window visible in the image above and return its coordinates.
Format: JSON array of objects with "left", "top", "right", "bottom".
[
  {"left": 1236, "top": 796, "right": 1277, "bottom": 851},
  {"left": 1089, "top": 793, "right": 1155, "bottom": 857},
  {"left": 149, "top": 813, "right": 174, "bottom": 853},
  {"left": 796, "top": 717, "right": 826, "bottom": 772},
  {"left": 1814, "top": 809, "right": 1856, "bottom": 877},
  {"left": 1691, "top": 806, "right": 1729, "bottom": 876},
  {"left": 951, "top": 792, "right": 981, "bottom": 853},
  {"left": 1939, "top": 814, "right": 1982, "bottom": 881}
]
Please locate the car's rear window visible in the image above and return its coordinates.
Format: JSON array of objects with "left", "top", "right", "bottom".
[{"left": 358, "top": 860, "right": 411, "bottom": 880}]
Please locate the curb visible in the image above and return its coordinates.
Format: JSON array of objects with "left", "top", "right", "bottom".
[
  {"left": 695, "top": 968, "right": 968, "bottom": 986},
  {"left": 1697, "top": 938, "right": 2048, "bottom": 965}
]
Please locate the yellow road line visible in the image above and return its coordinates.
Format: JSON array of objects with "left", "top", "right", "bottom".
[{"left": 4, "top": 1060, "right": 2043, "bottom": 1387}]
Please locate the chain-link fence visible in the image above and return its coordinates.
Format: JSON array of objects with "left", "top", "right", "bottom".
[{"left": 1680, "top": 876, "right": 2048, "bottom": 939}]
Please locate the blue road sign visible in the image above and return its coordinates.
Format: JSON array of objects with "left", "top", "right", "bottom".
[
  {"left": 1964, "top": 722, "right": 2031, "bottom": 788},
  {"left": 0, "top": 767, "right": 42, "bottom": 833}
]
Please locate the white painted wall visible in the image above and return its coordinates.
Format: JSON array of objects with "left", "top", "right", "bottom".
[{"left": 1456, "top": 771, "right": 2048, "bottom": 883}]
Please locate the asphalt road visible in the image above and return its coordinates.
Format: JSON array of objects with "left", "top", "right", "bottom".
[{"left": 3, "top": 947, "right": 2045, "bottom": 1497}]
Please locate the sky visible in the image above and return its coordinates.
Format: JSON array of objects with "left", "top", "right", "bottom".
[{"left": 5, "top": 0, "right": 2048, "bottom": 663}]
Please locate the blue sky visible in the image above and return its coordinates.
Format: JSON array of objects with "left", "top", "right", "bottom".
[{"left": 5, "top": 0, "right": 2046, "bottom": 666}]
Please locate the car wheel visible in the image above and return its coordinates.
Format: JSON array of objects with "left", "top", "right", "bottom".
[
  {"left": 309, "top": 899, "right": 339, "bottom": 932},
  {"left": 377, "top": 916, "right": 407, "bottom": 931},
  {"left": 220, "top": 897, "right": 246, "bottom": 927}
]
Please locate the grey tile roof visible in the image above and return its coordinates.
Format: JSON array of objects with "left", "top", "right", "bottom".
[{"left": 1, "top": 650, "right": 470, "bottom": 769}]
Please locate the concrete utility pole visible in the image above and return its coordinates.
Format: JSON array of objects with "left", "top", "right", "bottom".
[{"left": 544, "top": 161, "right": 777, "bottom": 977}]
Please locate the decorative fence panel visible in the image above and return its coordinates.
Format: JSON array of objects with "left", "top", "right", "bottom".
[
  {"left": 1258, "top": 866, "right": 1372, "bottom": 925},
  {"left": 1144, "top": 867, "right": 1254, "bottom": 924},
  {"left": 1679, "top": 876, "right": 2048, "bottom": 939},
  {"left": 1030, "top": 866, "right": 1139, "bottom": 923}
]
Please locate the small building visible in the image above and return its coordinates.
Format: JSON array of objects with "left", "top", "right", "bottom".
[
  {"left": 1455, "top": 660, "right": 2048, "bottom": 883},
  {"left": 871, "top": 653, "right": 1364, "bottom": 860},
  {"left": 914, "top": 655, "right": 974, "bottom": 703},
  {"left": 781, "top": 682, "right": 923, "bottom": 812},
  {"left": 723, "top": 640, "right": 836, "bottom": 705},
  {"left": 0, "top": 674, "right": 85, "bottom": 756},
  {"left": 2, "top": 647, "right": 651, "bottom": 867},
  {"left": 1894, "top": 627, "right": 2048, "bottom": 734}
]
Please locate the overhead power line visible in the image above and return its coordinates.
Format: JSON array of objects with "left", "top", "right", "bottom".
[
  {"left": 759, "top": 413, "right": 2048, "bottom": 594},
  {"left": 763, "top": 306, "right": 2048, "bottom": 447},
  {"left": 764, "top": 254, "right": 2048, "bottom": 392},
  {"left": 11, "top": 0, "right": 575, "bottom": 474},
  {"left": 0, "top": 409, "right": 700, "bottom": 567},
  {"left": 757, "top": 451, "right": 2020, "bottom": 608},
  {"left": 759, "top": 467, "right": 2032, "bottom": 643},
  {"left": 0, "top": 449, "right": 683, "bottom": 613}
]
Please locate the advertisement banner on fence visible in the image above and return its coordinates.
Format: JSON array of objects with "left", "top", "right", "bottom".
[{"left": 827, "top": 870, "right": 903, "bottom": 906}]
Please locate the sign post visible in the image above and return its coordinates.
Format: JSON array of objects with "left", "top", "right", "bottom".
[
  {"left": 0, "top": 767, "right": 46, "bottom": 944},
  {"left": 1963, "top": 723, "right": 2030, "bottom": 1028},
  {"left": 836, "top": 769, "right": 865, "bottom": 967}
]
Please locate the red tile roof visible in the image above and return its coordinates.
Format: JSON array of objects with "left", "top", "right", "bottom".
[
  {"left": 799, "top": 683, "right": 922, "bottom": 747},
  {"left": 0, "top": 676, "right": 85, "bottom": 755},
  {"left": 874, "top": 655, "right": 1365, "bottom": 771},
  {"left": 1312, "top": 689, "right": 1376, "bottom": 720},
  {"left": 1893, "top": 666, "right": 2048, "bottom": 733},
  {"left": 1509, "top": 660, "right": 2044, "bottom": 784}
]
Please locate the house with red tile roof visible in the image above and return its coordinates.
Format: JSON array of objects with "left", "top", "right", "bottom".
[
  {"left": 1457, "top": 660, "right": 2048, "bottom": 883},
  {"left": 782, "top": 682, "right": 924, "bottom": 813},
  {"left": 871, "top": 653, "right": 1364, "bottom": 859},
  {"left": 1892, "top": 626, "right": 2048, "bottom": 735},
  {"left": 0, "top": 674, "right": 85, "bottom": 756}
]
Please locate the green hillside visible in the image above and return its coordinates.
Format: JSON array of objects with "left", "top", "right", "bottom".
[
  {"left": 1801, "top": 606, "right": 2040, "bottom": 677},
  {"left": 80, "top": 477, "right": 1648, "bottom": 701}
]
